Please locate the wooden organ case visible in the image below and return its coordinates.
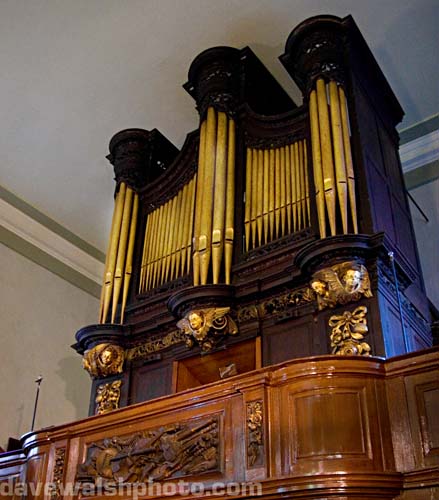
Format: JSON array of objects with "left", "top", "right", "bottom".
[{"left": 1, "top": 15, "right": 437, "bottom": 500}]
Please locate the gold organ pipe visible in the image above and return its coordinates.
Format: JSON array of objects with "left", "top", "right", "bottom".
[
  {"left": 329, "top": 81, "right": 348, "bottom": 233},
  {"left": 316, "top": 78, "right": 336, "bottom": 235},
  {"left": 99, "top": 187, "right": 119, "bottom": 322},
  {"left": 176, "top": 183, "right": 188, "bottom": 279},
  {"left": 161, "top": 198, "right": 173, "bottom": 283},
  {"left": 285, "top": 145, "right": 292, "bottom": 234},
  {"left": 146, "top": 208, "right": 159, "bottom": 291},
  {"left": 244, "top": 148, "right": 252, "bottom": 251},
  {"left": 274, "top": 147, "right": 281, "bottom": 238},
  {"left": 280, "top": 146, "right": 286, "bottom": 237},
  {"left": 153, "top": 202, "right": 167, "bottom": 287},
  {"left": 139, "top": 211, "right": 151, "bottom": 293},
  {"left": 225, "top": 120, "right": 235, "bottom": 285},
  {"left": 298, "top": 140, "right": 306, "bottom": 229},
  {"left": 171, "top": 188, "right": 183, "bottom": 281},
  {"left": 256, "top": 149, "right": 263, "bottom": 246},
  {"left": 102, "top": 182, "right": 126, "bottom": 324},
  {"left": 268, "top": 149, "right": 275, "bottom": 242},
  {"left": 290, "top": 144, "right": 297, "bottom": 233},
  {"left": 121, "top": 193, "right": 139, "bottom": 324},
  {"left": 304, "top": 140, "right": 310, "bottom": 225},
  {"left": 193, "top": 120, "right": 207, "bottom": 286},
  {"left": 164, "top": 196, "right": 177, "bottom": 283},
  {"left": 250, "top": 149, "right": 258, "bottom": 249},
  {"left": 111, "top": 186, "right": 133, "bottom": 323},
  {"left": 186, "top": 176, "right": 196, "bottom": 274},
  {"left": 212, "top": 111, "right": 228, "bottom": 284},
  {"left": 263, "top": 149, "right": 269, "bottom": 244},
  {"left": 309, "top": 89, "right": 326, "bottom": 238},
  {"left": 339, "top": 86, "right": 358, "bottom": 233},
  {"left": 200, "top": 107, "right": 217, "bottom": 285},
  {"left": 294, "top": 142, "right": 301, "bottom": 230}
]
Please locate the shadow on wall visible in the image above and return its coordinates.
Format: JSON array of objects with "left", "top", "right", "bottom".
[{"left": 56, "top": 356, "right": 90, "bottom": 422}]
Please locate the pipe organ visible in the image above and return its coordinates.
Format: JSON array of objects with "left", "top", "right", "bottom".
[
  {"left": 2, "top": 15, "right": 436, "bottom": 500},
  {"left": 74, "top": 14, "right": 433, "bottom": 409}
]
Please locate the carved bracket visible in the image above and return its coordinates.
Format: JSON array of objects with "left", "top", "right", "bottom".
[
  {"left": 311, "top": 260, "right": 372, "bottom": 311},
  {"left": 177, "top": 307, "right": 238, "bottom": 352},
  {"left": 83, "top": 344, "right": 125, "bottom": 379}
]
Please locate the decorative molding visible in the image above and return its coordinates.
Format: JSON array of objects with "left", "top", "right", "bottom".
[
  {"left": 77, "top": 415, "right": 220, "bottom": 483},
  {"left": 399, "top": 129, "right": 439, "bottom": 173},
  {"left": 0, "top": 195, "right": 104, "bottom": 290}
]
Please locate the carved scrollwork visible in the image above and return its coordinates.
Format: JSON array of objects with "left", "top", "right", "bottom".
[
  {"left": 77, "top": 416, "right": 220, "bottom": 484},
  {"left": 83, "top": 344, "right": 125, "bottom": 379},
  {"left": 311, "top": 261, "right": 372, "bottom": 311},
  {"left": 328, "top": 306, "right": 371, "bottom": 356},
  {"left": 95, "top": 380, "right": 122, "bottom": 415},
  {"left": 177, "top": 307, "right": 238, "bottom": 352},
  {"left": 247, "top": 401, "right": 263, "bottom": 467}
]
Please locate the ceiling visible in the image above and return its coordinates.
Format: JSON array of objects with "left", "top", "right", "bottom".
[{"left": 1, "top": 0, "right": 437, "bottom": 252}]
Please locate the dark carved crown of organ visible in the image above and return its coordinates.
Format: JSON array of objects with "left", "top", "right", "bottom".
[{"left": 73, "top": 14, "right": 432, "bottom": 414}]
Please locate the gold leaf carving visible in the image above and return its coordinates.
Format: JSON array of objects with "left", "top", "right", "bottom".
[
  {"left": 311, "top": 261, "right": 372, "bottom": 310},
  {"left": 95, "top": 380, "right": 122, "bottom": 415},
  {"left": 177, "top": 307, "right": 238, "bottom": 351},
  {"left": 83, "top": 344, "right": 125, "bottom": 379},
  {"left": 328, "top": 306, "right": 371, "bottom": 356}
]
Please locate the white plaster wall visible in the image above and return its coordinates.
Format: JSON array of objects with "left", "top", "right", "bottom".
[
  {"left": 0, "top": 243, "right": 98, "bottom": 449},
  {"left": 409, "top": 178, "right": 439, "bottom": 310}
]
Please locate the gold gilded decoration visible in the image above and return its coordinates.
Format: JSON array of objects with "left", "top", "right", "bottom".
[
  {"left": 50, "top": 447, "right": 66, "bottom": 499},
  {"left": 237, "top": 286, "right": 314, "bottom": 323},
  {"left": 328, "top": 306, "right": 371, "bottom": 356},
  {"left": 77, "top": 416, "right": 220, "bottom": 484},
  {"left": 95, "top": 380, "right": 122, "bottom": 415},
  {"left": 83, "top": 344, "right": 125, "bottom": 379},
  {"left": 177, "top": 307, "right": 238, "bottom": 352},
  {"left": 311, "top": 261, "right": 372, "bottom": 310},
  {"left": 247, "top": 401, "right": 263, "bottom": 467},
  {"left": 128, "top": 330, "right": 185, "bottom": 360}
]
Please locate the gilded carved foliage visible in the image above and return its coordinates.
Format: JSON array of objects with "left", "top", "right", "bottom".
[
  {"left": 95, "top": 380, "right": 122, "bottom": 415},
  {"left": 128, "top": 330, "right": 185, "bottom": 360},
  {"left": 83, "top": 344, "right": 125, "bottom": 379},
  {"left": 237, "top": 286, "right": 314, "bottom": 323},
  {"left": 328, "top": 306, "right": 371, "bottom": 356},
  {"left": 311, "top": 261, "right": 372, "bottom": 310},
  {"left": 177, "top": 307, "right": 238, "bottom": 352},
  {"left": 247, "top": 401, "right": 263, "bottom": 467},
  {"left": 77, "top": 416, "right": 220, "bottom": 484},
  {"left": 50, "top": 447, "right": 66, "bottom": 499}
]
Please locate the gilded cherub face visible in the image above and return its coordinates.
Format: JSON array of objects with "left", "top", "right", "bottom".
[
  {"left": 100, "top": 348, "right": 115, "bottom": 365},
  {"left": 311, "top": 280, "right": 326, "bottom": 296},
  {"left": 188, "top": 312, "right": 203, "bottom": 331},
  {"left": 343, "top": 269, "right": 362, "bottom": 293}
]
